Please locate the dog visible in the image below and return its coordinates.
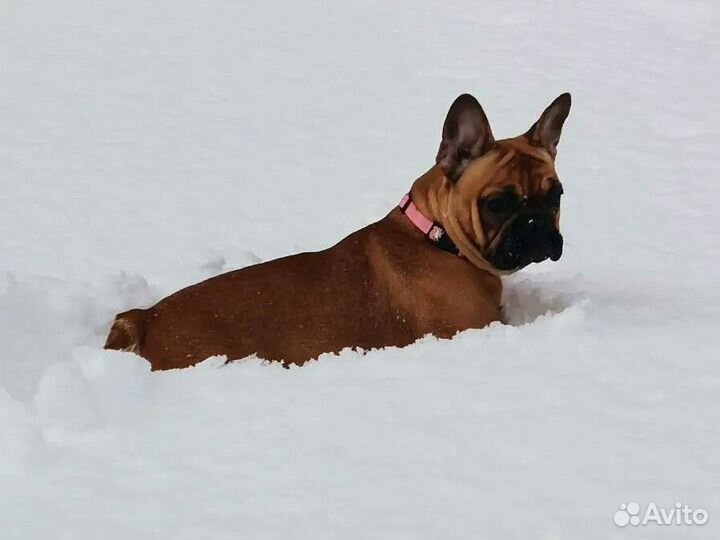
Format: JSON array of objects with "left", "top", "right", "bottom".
[{"left": 105, "top": 92, "right": 571, "bottom": 370}]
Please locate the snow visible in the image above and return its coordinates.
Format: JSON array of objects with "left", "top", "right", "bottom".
[{"left": 1, "top": 0, "right": 719, "bottom": 538}]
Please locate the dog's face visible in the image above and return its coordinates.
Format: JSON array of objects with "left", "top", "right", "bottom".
[
  {"left": 469, "top": 138, "right": 565, "bottom": 270},
  {"left": 436, "top": 93, "right": 571, "bottom": 273}
]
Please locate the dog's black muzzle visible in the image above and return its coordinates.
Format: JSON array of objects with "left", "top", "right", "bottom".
[{"left": 492, "top": 211, "right": 563, "bottom": 270}]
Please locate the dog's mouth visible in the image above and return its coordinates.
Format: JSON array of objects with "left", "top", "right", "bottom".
[{"left": 489, "top": 212, "right": 563, "bottom": 271}]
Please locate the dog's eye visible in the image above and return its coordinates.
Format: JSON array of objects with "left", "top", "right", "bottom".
[
  {"left": 485, "top": 193, "right": 518, "bottom": 214},
  {"left": 546, "top": 184, "right": 564, "bottom": 208}
]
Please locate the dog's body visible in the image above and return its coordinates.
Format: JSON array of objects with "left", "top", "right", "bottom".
[
  {"left": 106, "top": 93, "right": 571, "bottom": 370},
  {"left": 106, "top": 181, "right": 502, "bottom": 370}
]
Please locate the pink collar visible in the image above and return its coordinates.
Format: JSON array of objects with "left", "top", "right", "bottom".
[{"left": 398, "top": 194, "right": 459, "bottom": 255}]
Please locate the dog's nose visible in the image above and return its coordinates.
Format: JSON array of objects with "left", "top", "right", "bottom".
[
  {"left": 518, "top": 212, "right": 560, "bottom": 262},
  {"left": 521, "top": 213, "right": 552, "bottom": 236},
  {"left": 493, "top": 212, "right": 562, "bottom": 270}
]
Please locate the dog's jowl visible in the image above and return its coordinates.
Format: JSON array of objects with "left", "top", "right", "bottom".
[{"left": 105, "top": 93, "right": 571, "bottom": 369}]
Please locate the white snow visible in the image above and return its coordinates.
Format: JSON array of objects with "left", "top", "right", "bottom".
[{"left": 1, "top": 1, "right": 719, "bottom": 538}]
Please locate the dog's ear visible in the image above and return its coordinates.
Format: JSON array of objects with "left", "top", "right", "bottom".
[
  {"left": 436, "top": 94, "right": 495, "bottom": 182},
  {"left": 526, "top": 93, "right": 571, "bottom": 158}
]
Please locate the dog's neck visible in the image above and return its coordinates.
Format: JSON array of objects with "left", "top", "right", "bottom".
[
  {"left": 408, "top": 165, "right": 508, "bottom": 277},
  {"left": 408, "top": 165, "right": 450, "bottom": 227}
]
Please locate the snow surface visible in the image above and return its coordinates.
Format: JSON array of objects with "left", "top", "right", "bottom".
[{"left": 1, "top": 1, "right": 720, "bottom": 538}]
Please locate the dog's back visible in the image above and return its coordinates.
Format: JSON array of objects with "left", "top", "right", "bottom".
[
  {"left": 105, "top": 218, "right": 407, "bottom": 369},
  {"left": 104, "top": 210, "right": 501, "bottom": 370}
]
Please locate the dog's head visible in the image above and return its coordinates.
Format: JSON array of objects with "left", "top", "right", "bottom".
[{"left": 435, "top": 93, "right": 571, "bottom": 273}]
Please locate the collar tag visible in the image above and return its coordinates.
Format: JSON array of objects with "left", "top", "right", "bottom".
[{"left": 399, "top": 194, "right": 459, "bottom": 256}]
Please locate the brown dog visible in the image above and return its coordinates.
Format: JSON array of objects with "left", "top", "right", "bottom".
[{"left": 105, "top": 93, "right": 571, "bottom": 370}]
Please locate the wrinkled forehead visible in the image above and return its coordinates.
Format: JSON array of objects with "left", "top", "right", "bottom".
[{"left": 457, "top": 137, "right": 558, "bottom": 196}]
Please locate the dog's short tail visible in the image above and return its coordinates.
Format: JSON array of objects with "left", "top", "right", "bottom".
[{"left": 104, "top": 308, "right": 147, "bottom": 354}]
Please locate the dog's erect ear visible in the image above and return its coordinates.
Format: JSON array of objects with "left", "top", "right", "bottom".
[
  {"left": 526, "top": 93, "right": 571, "bottom": 159},
  {"left": 436, "top": 94, "right": 495, "bottom": 182}
]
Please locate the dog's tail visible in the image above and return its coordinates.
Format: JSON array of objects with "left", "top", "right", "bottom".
[{"left": 104, "top": 308, "right": 147, "bottom": 354}]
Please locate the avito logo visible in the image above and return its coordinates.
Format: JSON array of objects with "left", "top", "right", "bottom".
[{"left": 614, "top": 502, "right": 708, "bottom": 527}]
